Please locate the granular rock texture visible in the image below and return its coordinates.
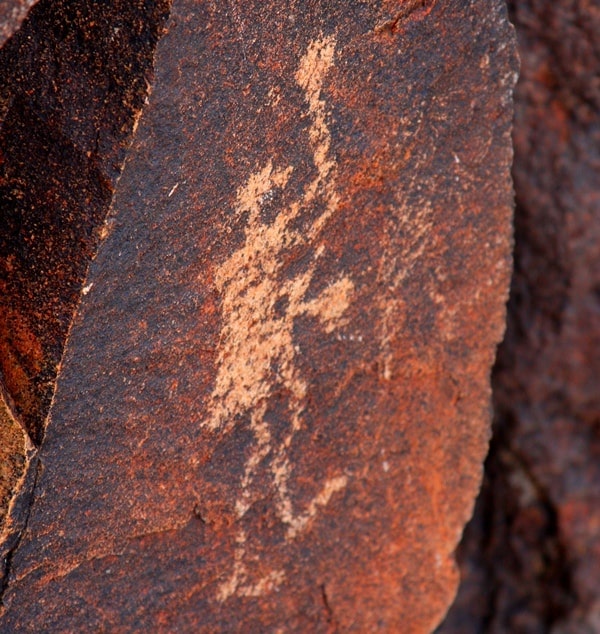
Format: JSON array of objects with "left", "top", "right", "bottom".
[
  {"left": 438, "top": 0, "right": 600, "bottom": 632},
  {"left": 0, "top": 0, "right": 517, "bottom": 632},
  {"left": 0, "top": 0, "right": 172, "bottom": 444}
]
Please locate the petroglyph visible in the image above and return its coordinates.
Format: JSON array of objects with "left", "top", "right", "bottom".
[
  {"left": 204, "top": 35, "right": 352, "bottom": 601},
  {"left": 376, "top": 201, "right": 433, "bottom": 380}
]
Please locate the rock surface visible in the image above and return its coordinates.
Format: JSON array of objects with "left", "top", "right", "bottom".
[
  {"left": 0, "top": 0, "right": 41, "bottom": 572},
  {"left": 0, "top": 0, "right": 171, "bottom": 444},
  {"left": 0, "top": 0, "right": 517, "bottom": 631},
  {"left": 438, "top": 0, "right": 600, "bottom": 632}
]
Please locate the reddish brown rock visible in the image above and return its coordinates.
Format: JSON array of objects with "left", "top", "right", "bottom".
[
  {"left": 0, "top": 0, "right": 517, "bottom": 631},
  {"left": 438, "top": 0, "right": 600, "bottom": 632}
]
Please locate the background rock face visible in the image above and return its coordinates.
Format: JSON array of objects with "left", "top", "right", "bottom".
[
  {"left": 438, "top": 0, "right": 600, "bottom": 632},
  {"left": 0, "top": 0, "right": 517, "bottom": 631}
]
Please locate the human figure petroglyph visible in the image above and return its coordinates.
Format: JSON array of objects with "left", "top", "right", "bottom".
[{"left": 203, "top": 36, "right": 352, "bottom": 601}]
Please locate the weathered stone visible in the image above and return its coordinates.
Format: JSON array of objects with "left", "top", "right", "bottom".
[
  {"left": 438, "top": 0, "right": 600, "bottom": 632},
  {"left": 0, "top": 0, "right": 517, "bottom": 631},
  {"left": 0, "top": 388, "right": 32, "bottom": 560}
]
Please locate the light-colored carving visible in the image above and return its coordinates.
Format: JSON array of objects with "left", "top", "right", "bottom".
[{"left": 204, "top": 35, "right": 352, "bottom": 601}]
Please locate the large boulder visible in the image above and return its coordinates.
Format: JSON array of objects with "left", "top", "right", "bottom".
[{"left": 0, "top": 1, "right": 517, "bottom": 631}]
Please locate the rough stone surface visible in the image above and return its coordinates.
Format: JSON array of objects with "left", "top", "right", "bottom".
[
  {"left": 0, "top": 0, "right": 171, "bottom": 444},
  {"left": 438, "top": 0, "right": 600, "bottom": 632},
  {"left": 0, "top": 0, "right": 38, "bottom": 46},
  {"left": 0, "top": 0, "right": 170, "bottom": 564},
  {"left": 0, "top": 0, "right": 517, "bottom": 632}
]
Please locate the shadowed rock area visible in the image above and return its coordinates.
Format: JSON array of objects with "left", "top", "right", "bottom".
[
  {"left": 0, "top": 0, "right": 517, "bottom": 631},
  {"left": 0, "top": 0, "right": 170, "bottom": 588}
]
